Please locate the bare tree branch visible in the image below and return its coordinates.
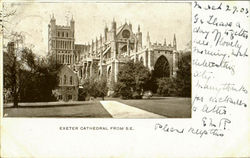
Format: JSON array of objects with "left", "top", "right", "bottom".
[{"left": 0, "top": 5, "right": 17, "bottom": 34}]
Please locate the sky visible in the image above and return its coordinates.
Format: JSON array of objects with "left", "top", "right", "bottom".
[{"left": 3, "top": 2, "right": 191, "bottom": 56}]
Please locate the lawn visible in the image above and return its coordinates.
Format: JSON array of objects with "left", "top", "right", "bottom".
[
  {"left": 3, "top": 101, "right": 112, "bottom": 118},
  {"left": 117, "top": 97, "right": 192, "bottom": 118},
  {"left": 3, "top": 97, "right": 191, "bottom": 118}
]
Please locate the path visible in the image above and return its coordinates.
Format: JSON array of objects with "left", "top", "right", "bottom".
[{"left": 100, "top": 101, "right": 165, "bottom": 118}]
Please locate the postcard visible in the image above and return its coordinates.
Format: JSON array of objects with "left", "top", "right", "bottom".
[{"left": 1, "top": 1, "right": 249, "bottom": 157}]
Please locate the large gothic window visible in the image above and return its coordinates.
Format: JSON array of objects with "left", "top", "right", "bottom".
[{"left": 153, "top": 55, "right": 170, "bottom": 78}]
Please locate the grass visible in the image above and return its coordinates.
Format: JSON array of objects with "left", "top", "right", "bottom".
[
  {"left": 116, "top": 97, "right": 191, "bottom": 118},
  {"left": 3, "top": 101, "right": 112, "bottom": 118}
]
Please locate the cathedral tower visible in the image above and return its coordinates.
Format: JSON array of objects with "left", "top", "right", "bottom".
[{"left": 48, "top": 14, "right": 76, "bottom": 65}]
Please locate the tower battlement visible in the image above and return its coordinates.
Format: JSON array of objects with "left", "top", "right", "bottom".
[
  {"left": 151, "top": 43, "right": 174, "bottom": 50},
  {"left": 56, "top": 25, "right": 71, "bottom": 29}
]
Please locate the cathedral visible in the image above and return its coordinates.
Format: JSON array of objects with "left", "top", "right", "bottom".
[{"left": 48, "top": 15, "right": 179, "bottom": 99}]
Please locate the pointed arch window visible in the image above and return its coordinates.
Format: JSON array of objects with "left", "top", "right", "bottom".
[
  {"left": 121, "top": 45, "right": 127, "bottom": 52},
  {"left": 153, "top": 55, "right": 170, "bottom": 78},
  {"left": 140, "top": 56, "right": 144, "bottom": 64},
  {"left": 64, "top": 75, "right": 67, "bottom": 84},
  {"left": 70, "top": 76, "right": 73, "bottom": 85}
]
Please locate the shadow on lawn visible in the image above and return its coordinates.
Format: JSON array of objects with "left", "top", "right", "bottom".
[
  {"left": 142, "top": 97, "right": 191, "bottom": 100},
  {"left": 3, "top": 103, "right": 93, "bottom": 109},
  {"left": 123, "top": 97, "right": 173, "bottom": 101}
]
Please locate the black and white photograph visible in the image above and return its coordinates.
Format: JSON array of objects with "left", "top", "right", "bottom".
[
  {"left": 1, "top": 1, "right": 249, "bottom": 158},
  {"left": 2, "top": 2, "right": 191, "bottom": 118}
]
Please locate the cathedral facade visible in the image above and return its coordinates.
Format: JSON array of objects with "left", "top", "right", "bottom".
[{"left": 48, "top": 15, "right": 179, "bottom": 97}]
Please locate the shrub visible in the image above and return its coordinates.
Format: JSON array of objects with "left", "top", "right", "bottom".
[
  {"left": 115, "top": 60, "right": 151, "bottom": 99},
  {"left": 78, "top": 88, "right": 87, "bottom": 101},
  {"left": 80, "top": 75, "right": 108, "bottom": 100},
  {"left": 156, "top": 77, "right": 177, "bottom": 97}
]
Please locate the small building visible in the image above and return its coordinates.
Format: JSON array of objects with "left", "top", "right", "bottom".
[{"left": 54, "top": 65, "right": 79, "bottom": 101}]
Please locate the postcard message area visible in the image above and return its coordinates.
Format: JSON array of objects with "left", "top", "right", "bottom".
[
  {"left": 192, "top": 0, "right": 249, "bottom": 134},
  {"left": 190, "top": 1, "right": 249, "bottom": 156},
  {"left": 1, "top": 1, "right": 249, "bottom": 158}
]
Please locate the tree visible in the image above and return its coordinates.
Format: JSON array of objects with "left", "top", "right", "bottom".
[
  {"left": 3, "top": 50, "right": 19, "bottom": 107},
  {"left": 78, "top": 88, "right": 87, "bottom": 101},
  {"left": 156, "top": 77, "right": 177, "bottom": 96},
  {"left": 96, "top": 76, "right": 108, "bottom": 100},
  {"left": 0, "top": 4, "right": 16, "bottom": 33},
  {"left": 80, "top": 75, "right": 108, "bottom": 100},
  {"left": 18, "top": 50, "right": 60, "bottom": 102},
  {"left": 4, "top": 42, "right": 61, "bottom": 105},
  {"left": 176, "top": 52, "right": 191, "bottom": 97},
  {"left": 115, "top": 60, "right": 151, "bottom": 99},
  {"left": 3, "top": 32, "right": 25, "bottom": 107}
]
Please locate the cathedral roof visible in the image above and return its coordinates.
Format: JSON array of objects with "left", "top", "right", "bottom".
[
  {"left": 116, "top": 23, "right": 127, "bottom": 36},
  {"left": 102, "top": 46, "right": 111, "bottom": 56},
  {"left": 58, "top": 65, "right": 78, "bottom": 76}
]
